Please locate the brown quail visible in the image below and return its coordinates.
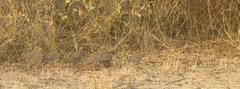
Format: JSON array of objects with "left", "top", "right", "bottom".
[
  {"left": 69, "top": 47, "right": 84, "bottom": 63},
  {"left": 128, "top": 54, "right": 144, "bottom": 65},
  {"left": 43, "top": 51, "right": 58, "bottom": 65},
  {"left": 82, "top": 51, "right": 113, "bottom": 70},
  {"left": 22, "top": 46, "right": 43, "bottom": 70}
]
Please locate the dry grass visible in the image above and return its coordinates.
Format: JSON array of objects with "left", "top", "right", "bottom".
[{"left": 0, "top": 0, "right": 240, "bottom": 89}]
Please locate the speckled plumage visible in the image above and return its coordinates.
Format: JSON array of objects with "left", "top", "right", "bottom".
[
  {"left": 81, "top": 51, "right": 113, "bottom": 70},
  {"left": 22, "top": 46, "right": 43, "bottom": 69}
]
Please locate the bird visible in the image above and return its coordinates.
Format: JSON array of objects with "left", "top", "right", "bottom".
[
  {"left": 42, "top": 51, "right": 58, "bottom": 65},
  {"left": 128, "top": 54, "right": 144, "bottom": 65},
  {"left": 21, "top": 46, "right": 43, "bottom": 70},
  {"left": 69, "top": 47, "right": 84, "bottom": 63},
  {"left": 81, "top": 51, "right": 114, "bottom": 70}
]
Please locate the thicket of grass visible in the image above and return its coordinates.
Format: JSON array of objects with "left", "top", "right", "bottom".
[{"left": 0, "top": 0, "right": 239, "bottom": 62}]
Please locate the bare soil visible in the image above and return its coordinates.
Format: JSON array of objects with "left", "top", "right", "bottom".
[{"left": 0, "top": 42, "right": 240, "bottom": 89}]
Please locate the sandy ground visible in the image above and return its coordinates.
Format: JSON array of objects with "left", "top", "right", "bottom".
[
  {"left": 1, "top": 43, "right": 240, "bottom": 89},
  {"left": 0, "top": 59, "right": 239, "bottom": 89}
]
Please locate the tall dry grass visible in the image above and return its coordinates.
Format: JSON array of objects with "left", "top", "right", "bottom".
[{"left": 0, "top": 0, "right": 239, "bottom": 63}]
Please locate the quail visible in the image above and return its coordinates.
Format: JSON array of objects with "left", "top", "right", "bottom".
[
  {"left": 82, "top": 51, "right": 113, "bottom": 70},
  {"left": 43, "top": 51, "right": 58, "bottom": 65},
  {"left": 128, "top": 54, "right": 144, "bottom": 65},
  {"left": 22, "top": 46, "right": 43, "bottom": 70},
  {"left": 69, "top": 47, "right": 84, "bottom": 63}
]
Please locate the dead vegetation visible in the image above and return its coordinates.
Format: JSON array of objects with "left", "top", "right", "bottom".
[{"left": 0, "top": 0, "right": 240, "bottom": 88}]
